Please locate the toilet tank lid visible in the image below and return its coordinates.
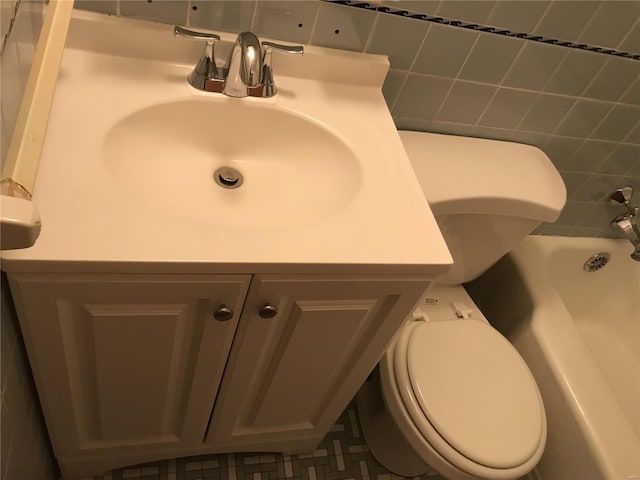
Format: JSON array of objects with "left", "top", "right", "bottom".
[{"left": 398, "top": 130, "right": 567, "bottom": 222}]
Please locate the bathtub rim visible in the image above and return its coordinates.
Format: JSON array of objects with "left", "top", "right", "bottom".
[{"left": 511, "top": 235, "right": 639, "bottom": 478}]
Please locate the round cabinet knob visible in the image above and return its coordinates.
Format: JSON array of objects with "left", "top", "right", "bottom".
[
  {"left": 212, "top": 304, "right": 234, "bottom": 321},
  {"left": 258, "top": 304, "right": 278, "bottom": 318}
]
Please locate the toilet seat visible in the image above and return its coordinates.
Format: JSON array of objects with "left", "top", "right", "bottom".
[{"left": 392, "top": 319, "right": 546, "bottom": 478}]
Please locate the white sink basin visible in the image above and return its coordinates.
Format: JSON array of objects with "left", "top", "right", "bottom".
[
  {"left": 1, "top": 11, "right": 451, "bottom": 274},
  {"left": 104, "top": 100, "right": 362, "bottom": 228}
]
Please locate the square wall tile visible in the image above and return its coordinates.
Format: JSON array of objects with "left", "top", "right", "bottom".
[
  {"left": 458, "top": 32, "right": 523, "bottom": 84},
  {"left": 382, "top": 69, "right": 407, "bottom": 110},
  {"left": 578, "top": 1, "right": 640, "bottom": 50},
  {"left": 466, "top": 125, "right": 518, "bottom": 142},
  {"left": 598, "top": 144, "right": 640, "bottom": 175},
  {"left": 593, "top": 225, "right": 623, "bottom": 239},
  {"left": 625, "top": 122, "right": 640, "bottom": 144},
  {"left": 74, "top": 1, "right": 117, "bottom": 15},
  {"left": 563, "top": 139, "right": 616, "bottom": 172},
  {"left": 472, "top": 125, "right": 527, "bottom": 143},
  {"left": 393, "top": 74, "right": 453, "bottom": 120},
  {"left": 435, "top": 1, "right": 496, "bottom": 25},
  {"left": 119, "top": 0, "right": 187, "bottom": 25},
  {"left": 412, "top": 23, "right": 478, "bottom": 77},
  {"left": 533, "top": 1, "right": 600, "bottom": 42},
  {"left": 629, "top": 161, "right": 640, "bottom": 177},
  {"left": 555, "top": 99, "right": 613, "bottom": 138},
  {"left": 543, "top": 49, "right": 606, "bottom": 96},
  {"left": 436, "top": 80, "right": 496, "bottom": 124},
  {"left": 621, "top": 77, "right": 640, "bottom": 106},
  {"left": 591, "top": 104, "right": 640, "bottom": 141},
  {"left": 572, "top": 173, "right": 632, "bottom": 202},
  {"left": 541, "top": 135, "right": 584, "bottom": 170},
  {"left": 502, "top": 41, "right": 567, "bottom": 91},
  {"left": 310, "top": 2, "right": 377, "bottom": 52},
  {"left": 553, "top": 201, "right": 589, "bottom": 226},
  {"left": 560, "top": 171, "right": 591, "bottom": 200},
  {"left": 429, "top": 120, "right": 486, "bottom": 138},
  {"left": 253, "top": 1, "right": 318, "bottom": 44},
  {"left": 190, "top": 1, "right": 255, "bottom": 33},
  {"left": 583, "top": 55, "right": 640, "bottom": 102},
  {"left": 517, "top": 94, "right": 575, "bottom": 134},
  {"left": 578, "top": 201, "right": 628, "bottom": 228},
  {"left": 478, "top": 87, "right": 537, "bottom": 129},
  {"left": 507, "top": 130, "right": 549, "bottom": 148},
  {"left": 428, "top": 121, "right": 488, "bottom": 138},
  {"left": 619, "top": 19, "right": 640, "bottom": 54},
  {"left": 393, "top": 116, "right": 433, "bottom": 132},
  {"left": 535, "top": 224, "right": 577, "bottom": 236},
  {"left": 366, "top": 13, "right": 428, "bottom": 70},
  {"left": 485, "top": 1, "right": 549, "bottom": 33}
]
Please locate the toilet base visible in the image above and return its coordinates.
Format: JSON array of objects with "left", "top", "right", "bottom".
[{"left": 356, "top": 370, "right": 432, "bottom": 477}]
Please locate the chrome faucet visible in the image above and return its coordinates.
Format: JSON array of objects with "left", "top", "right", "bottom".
[
  {"left": 609, "top": 186, "right": 640, "bottom": 261},
  {"left": 223, "top": 31, "right": 262, "bottom": 97},
  {"left": 173, "top": 27, "right": 303, "bottom": 98}
]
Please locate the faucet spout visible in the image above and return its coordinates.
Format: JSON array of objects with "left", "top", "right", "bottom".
[
  {"left": 612, "top": 214, "right": 640, "bottom": 261},
  {"left": 223, "top": 31, "right": 262, "bottom": 98}
]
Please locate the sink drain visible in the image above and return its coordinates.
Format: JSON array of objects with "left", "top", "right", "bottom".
[{"left": 214, "top": 167, "right": 243, "bottom": 189}]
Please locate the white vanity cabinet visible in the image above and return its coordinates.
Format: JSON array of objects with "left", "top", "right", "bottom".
[
  {"left": 206, "top": 275, "right": 429, "bottom": 450},
  {"left": 8, "top": 271, "right": 430, "bottom": 478},
  {"left": 8, "top": 274, "right": 251, "bottom": 460}
]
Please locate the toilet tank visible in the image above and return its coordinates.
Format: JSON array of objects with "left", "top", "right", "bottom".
[{"left": 399, "top": 131, "right": 566, "bottom": 285}]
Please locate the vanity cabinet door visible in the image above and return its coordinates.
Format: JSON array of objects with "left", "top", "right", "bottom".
[
  {"left": 205, "top": 274, "right": 429, "bottom": 451},
  {"left": 8, "top": 273, "right": 250, "bottom": 462}
]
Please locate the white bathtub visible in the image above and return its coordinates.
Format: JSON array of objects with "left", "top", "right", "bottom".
[{"left": 466, "top": 235, "right": 640, "bottom": 480}]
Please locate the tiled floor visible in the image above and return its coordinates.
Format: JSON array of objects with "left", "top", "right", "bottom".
[{"left": 92, "top": 401, "right": 444, "bottom": 480}]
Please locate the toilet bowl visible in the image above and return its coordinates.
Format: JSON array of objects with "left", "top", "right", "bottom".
[
  {"left": 358, "top": 285, "right": 546, "bottom": 479},
  {"left": 357, "top": 131, "right": 566, "bottom": 480}
]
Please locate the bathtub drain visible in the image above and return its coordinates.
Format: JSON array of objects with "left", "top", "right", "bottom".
[{"left": 583, "top": 252, "right": 610, "bottom": 272}]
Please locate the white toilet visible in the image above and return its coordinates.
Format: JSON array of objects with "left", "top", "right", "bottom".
[{"left": 357, "top": 131, "right": 566, "bottom": 480}]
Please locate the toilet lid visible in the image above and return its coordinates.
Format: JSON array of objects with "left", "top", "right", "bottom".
[{"left": 405, "top": 320, "right": 544, "bottom": 469}]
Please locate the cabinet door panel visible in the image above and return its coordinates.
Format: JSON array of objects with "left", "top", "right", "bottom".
[
  {"left": 250, "top": 299, "right": 377, "bottom": 429},
  {"left": 206, "top": 275, "right": 429, "bottom": 449},
  {"left": 9, "top": 273, "right": 250, "bottom": 458}
]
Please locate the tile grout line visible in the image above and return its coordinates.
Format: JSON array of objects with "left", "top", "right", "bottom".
[
  {"left": 249, "top": 0, "right": 259, "bottom": 33},
  {"left": 361, "top": 9, "right": 380, "bottom": 53},
  {"left": 616, "top": 15, "right": 640, "bottom": 51},
  {"left": 390, "top": 22, "right": 431, "bottom": 114},
  {"left": 185, "top": 0, "right": 192, "bottom": 27},
  {"left": 306, "top": 2, "right": 322, "bottom": 47},
  {"left": 430, "top": 30, "right": 481, "bottom": 122}
]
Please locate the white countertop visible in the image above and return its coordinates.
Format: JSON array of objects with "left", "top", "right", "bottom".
[{"left": 1, "top": 11, "right": 452, "bottom": 276}]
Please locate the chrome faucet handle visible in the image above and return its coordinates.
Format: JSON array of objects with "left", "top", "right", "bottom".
[
  {"left": 261, "top": 41, "right": 304, "bottom": 55},
  {"left": 609, "top": 186, "right": 638, "bottom": 215},
  {"left": 173, "top": 26, "right": 223, "bottom": 91},
  {"left": 174, "top": 25, "right": 221, "bottom": 43},
  {"left": 260, "top": 41, "right": 304, "bottom": 97}
]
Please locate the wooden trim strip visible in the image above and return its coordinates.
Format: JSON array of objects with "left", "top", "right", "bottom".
[{"left": 1, "top": 0, "right": 74, "bottom": 199}]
